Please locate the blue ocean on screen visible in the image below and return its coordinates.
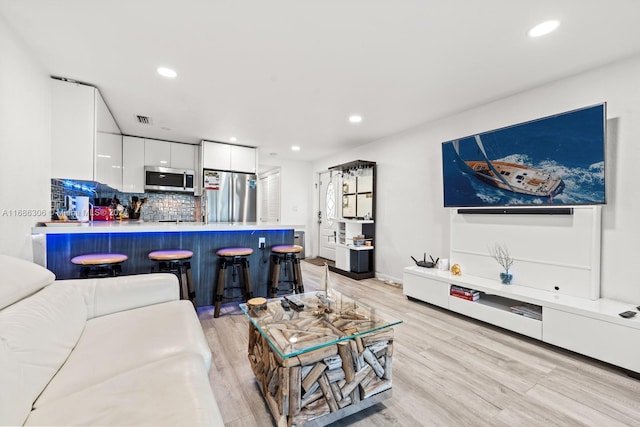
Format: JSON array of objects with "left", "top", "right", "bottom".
[{"left": 442, "top": 104, "right": 606, "bottom": 207}]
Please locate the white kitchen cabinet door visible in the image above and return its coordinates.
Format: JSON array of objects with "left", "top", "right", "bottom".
[
  {"left": 51, "top": 79, "right": 96, "bottom": 180},
  {"left": 144, "top": 139, "right": 171, "bottom": 167},
  {"left": 335, "top": 245, "right": 350, "bottom": 271},
  {"left": 95, "top": 132, "right": 122, "bottom": 191},
  {"left": 123, "top": 136, "right": 145, "bottom": 193},
  {"left": 230, "top": 145, "right": 256, "bottom": 173},
  {"left": 202, "top": 141, "right": 231, "bottom": 170},
  {"left": 171, "top": 143, "right": 195, "bottom": 170}
]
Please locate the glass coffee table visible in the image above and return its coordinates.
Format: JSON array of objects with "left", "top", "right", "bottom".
[{"left": 240, "top": 291, "right": 402, "bottom": 426}]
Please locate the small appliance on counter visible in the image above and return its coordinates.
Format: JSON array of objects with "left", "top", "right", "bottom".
[
  {"left": 92, "top": 196, "right": 117, "bottom": 221},
  {"left": 65, "top": 196, "right": 92, "bottom": 222},
  {"left": 91, "top": 206, "right": 113, "bottom": 221}
]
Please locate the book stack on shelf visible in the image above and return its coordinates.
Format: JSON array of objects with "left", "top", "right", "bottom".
[
  {"left": 509, "top": 303, "right": 542, "bottom": 321},
  {"left": 450, "top": 285, "right": 480, "bottom": 301}
]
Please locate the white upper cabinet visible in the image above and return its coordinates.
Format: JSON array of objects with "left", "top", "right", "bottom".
[
  {"left": 230, "top": 145, "right": 257, "bottom": 173},
  {"left": 51, "top": 79, "right": 96, "bottom": 181},
  {"left": 144, "top": 139, "right": 171, "bottom": 167},
  {"left": 95, "top": 133, "right": 123, "bottom": 191},
  {"left": 201, "top": 140, "right": 256, "bottom": 173},
  {"left": 144, "top": 139, "right": 195, "bottom": 170},
  {"left": 170, "top": 143, "right": 195, "bottom": 170},
  {"left": 51, "top": 78, "right": 122, "bottom": 187},
  {"left": 122, "top": 136, "right": 145, "bottom": 193},
  {"left": 202, "top": 141, "right": 231, "bottom": 170}
]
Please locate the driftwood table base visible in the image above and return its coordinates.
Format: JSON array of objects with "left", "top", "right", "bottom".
[{"left": 247, "top": 323, "right": 394, "bottom": 426}]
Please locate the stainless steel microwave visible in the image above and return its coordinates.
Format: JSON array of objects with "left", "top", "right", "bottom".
[{"left": 144, "top": 166, "right": 195, "bottom": 193}]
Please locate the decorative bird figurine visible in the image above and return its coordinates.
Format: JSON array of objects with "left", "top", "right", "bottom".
[{"left": 450, "top": 263, "right": 462, "bottom": 276}]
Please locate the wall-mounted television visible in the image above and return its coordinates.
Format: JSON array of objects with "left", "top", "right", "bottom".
[{"left": 442, "top": 103, "right": 606, "bottom": 208}]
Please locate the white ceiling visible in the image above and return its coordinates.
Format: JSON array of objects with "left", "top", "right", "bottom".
[{"left": 2, "top": 1, "right": 640, "bottom": 162}]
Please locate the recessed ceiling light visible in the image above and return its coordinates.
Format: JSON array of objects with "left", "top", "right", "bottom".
[
  {"left": 157, "top": 67, "right": 177, "bottom": 78},
  {"left": 291, "top": 145, "right": 301, "bottom": 152},
  {"left": 528, "top": 20, "right": 560, "bottom": 38},
  {"left": 349, "top": 115, "right": 363, "bottom": 123},
  {"left": 229, "top": 137, "right": 237, "bottom": 142}
]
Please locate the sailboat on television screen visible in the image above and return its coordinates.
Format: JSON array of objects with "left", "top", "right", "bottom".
[{"left": 452, "top": 135, "right": 564, "bottom": 198}]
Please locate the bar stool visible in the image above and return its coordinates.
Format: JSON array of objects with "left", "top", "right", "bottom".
[
  {"left": 71, "top": 253, "right": 128, "bottom": 279},
  {"left": 214, "top": 247, "right": 254, "bottom": 318},
  {"left": 148, "top": 249, "right": 196, "bottom": 307},
  {"left": 269, "top": 245, "right": 304, "bottom": 297}
]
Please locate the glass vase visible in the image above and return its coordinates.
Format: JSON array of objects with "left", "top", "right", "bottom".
[{"left": 500, "top": 271, "right": 513, "bottom": 285}]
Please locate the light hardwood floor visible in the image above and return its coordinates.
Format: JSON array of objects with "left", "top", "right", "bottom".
[{"left": 198, "top": 261, "right": 640, "bottom": 426}]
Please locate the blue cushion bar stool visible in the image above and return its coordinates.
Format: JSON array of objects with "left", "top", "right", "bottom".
[
  {"left": 214, "top": 247, "right": 254, "bottom": 318},
  {"left": 269, "top": 245, "right": 305, "bottom": 298},
  {"left": 71, "top": 253, "right": 128, "bottom": 279},
  {"left": 148, "top": 249, "right": 196, "bottom": 307}
]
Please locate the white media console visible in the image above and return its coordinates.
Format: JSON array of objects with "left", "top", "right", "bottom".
[{"left": 403, "top": 207, "right": 640, "bottom": 374}]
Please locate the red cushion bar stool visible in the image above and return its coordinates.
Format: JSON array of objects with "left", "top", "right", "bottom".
[
  {"left": 71, "top": 253, "right": 128, "bottom": 279},
  {"left": 214, "top": 247, "right": 254, "bottom": 318},
  {"left": 269, "top": 245, "right": 304, "bottom": 298},
  {"left": 148, "top": 249, "right": 196, "bottom": 307}
]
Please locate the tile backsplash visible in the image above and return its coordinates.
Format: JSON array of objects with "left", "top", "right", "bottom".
[
  {"left": 122, "top": 192, "right": 198, "bottom": 222},
  {"left": 51, "top": 179, "right": 199, "bottom": 221}
]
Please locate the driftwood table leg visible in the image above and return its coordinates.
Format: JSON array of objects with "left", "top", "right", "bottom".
[{"left": 247, "top": 322, "right": 394, "bottom": 426}]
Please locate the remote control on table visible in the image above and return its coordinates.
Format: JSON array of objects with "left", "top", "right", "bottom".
[
  {"left": 280, "top": 298, "right": 290, "bottom": 311},
  {"left": 619, "top": 310, "right": 636, "bottom": 318},
  {"left": 284, "top": 296, "right": 304, "bottom": 312}
]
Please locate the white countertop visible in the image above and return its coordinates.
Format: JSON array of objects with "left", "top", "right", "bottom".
[{"left": 32, "top": 221, "right": 295, "bottom": 234}]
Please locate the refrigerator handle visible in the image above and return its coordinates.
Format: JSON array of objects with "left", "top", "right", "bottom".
[{"left": 229, "top": 175, "right": 234, "bottom": 222}]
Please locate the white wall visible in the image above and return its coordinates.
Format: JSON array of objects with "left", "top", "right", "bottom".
[
  {"left": 260, "top": 157, "right": 313, "bottom": 230},
  {"left": 312, "top": 54, "right": 640, "bottom": 303},
  {"left": 0, "top": 17, "right": 51, "bottom": 260}
]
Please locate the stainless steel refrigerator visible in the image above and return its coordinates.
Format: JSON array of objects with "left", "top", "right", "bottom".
[{"left": 203, "top": 170, "right": 257, "bottom": 222}]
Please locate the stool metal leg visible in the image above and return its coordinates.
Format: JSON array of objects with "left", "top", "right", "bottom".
[
  {"left": 214, "top": 259, "right": 227, "bottom": 318},
  {"left": 270, "top": 255, "right": 281, "bottom": 298},
  {"left": 292, "top": 256, "right": 304, "bottom": 293},
  {"left": 241, "top": 258, "right": 253, "bottom": 301},
  {"left": 179, "top": 264, "right": 189, "bottom": 301},
  {"left": 185, "top": 261, "right": 196, "bottom": 308}
]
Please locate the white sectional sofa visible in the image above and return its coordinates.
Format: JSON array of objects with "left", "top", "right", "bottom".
[{"left": 0, "top": 255, "right": 223, "bottom": 426}]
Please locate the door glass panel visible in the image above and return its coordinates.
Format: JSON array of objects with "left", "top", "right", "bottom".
[{"left": 326, "top": 182, "right": 335, "bottom": 227}]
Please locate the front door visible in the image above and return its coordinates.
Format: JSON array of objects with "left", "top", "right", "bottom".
[{"left": 318, "top": 170, "right": 336, "bottom": 260}]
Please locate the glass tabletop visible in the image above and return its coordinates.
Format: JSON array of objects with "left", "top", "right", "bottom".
[{"left": 239, "top": 290, "right": 402, "bottom": 359}]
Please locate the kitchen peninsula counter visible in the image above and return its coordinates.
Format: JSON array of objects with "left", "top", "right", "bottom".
[
  {"left": 32, "top": 221, "right": 293, "bottom": 234},
  {"left": 33, "top": 222, "right": 297, "bottom": 306}
]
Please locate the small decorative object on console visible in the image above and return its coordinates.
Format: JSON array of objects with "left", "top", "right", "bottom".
[
  {"left": 489, "top": 243, "right": 514, "bottom": 284},
  {"left": 451, "top": 263, "right": 462, "bottom": 275}
]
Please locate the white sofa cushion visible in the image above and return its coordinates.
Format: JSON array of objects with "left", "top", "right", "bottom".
[
  {"left": 0, "top": 338, "right": 31, "bottom": 426},
  {"left": 61, "top": 273, "right": 179, "bottom": 319},
  {"left": 25, "top": 353, "right": 224, "bottom": 426},
  {"left": 0, "top": 284, "right": 86, "bottom": 426},
  {"left": 35, "top": 300, "right": 212, "bottom": 408},
  {"left": 0, "top": 255, "right": 55, "bottom": 310}
]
